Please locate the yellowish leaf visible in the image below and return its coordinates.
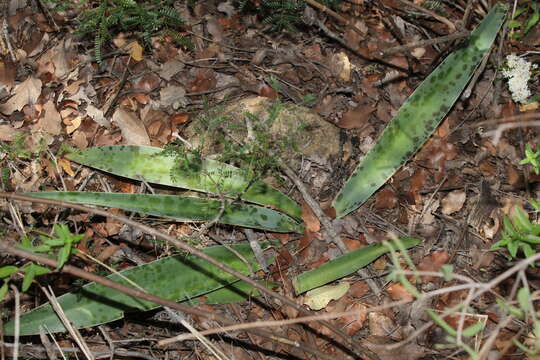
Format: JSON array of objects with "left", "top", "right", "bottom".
[
  {"left": 126, "top": 41, "right": 144, "bottom": 62},
  {"left": 304, "top": 282, "right": 350, "bottom": 310}
]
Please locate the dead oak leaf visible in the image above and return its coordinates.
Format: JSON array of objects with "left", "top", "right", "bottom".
[
  {"left": 301, "top": 202, "right": 320, "bottom": 233},
  {"left": 34, "top": 100, "right": 62, "bottom": 135},
  {"left": 386, "top": 282, "right": 414, "bottom": 302},
  {"left": 441, "top": 190, "right": 466, "bottom": 215},
  {"left": 0, "top": 77, "right": 42, "bottom": 115},
  {"left": 112, "top": 108, "right": 150, "bottom": 146},
  {"left": 160, "top": 85, "right": 188, "bottom": 110},
  {"left": 338, "top": 104, "right": 375, "bottom": 129},
  {"left": 0, "top": 60, "right": 16, "bottom": 90},
  {"left": 0, "top": 124, "right": 22, "bottom": 141},
  {"left": 417, "top": 250, "right": 449, "bottom": 282}
]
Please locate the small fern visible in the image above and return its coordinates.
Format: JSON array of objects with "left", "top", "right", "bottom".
[
  {"left": 74, "top": 0, "right": 186, "bottom": 63},
  {"left": 238, "top": 0, "right": 341, "bottom": 32}
]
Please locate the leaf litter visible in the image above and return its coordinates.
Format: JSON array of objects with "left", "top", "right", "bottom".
[{"left": 0, "top": 1, "right": 538, "bottom": 359}]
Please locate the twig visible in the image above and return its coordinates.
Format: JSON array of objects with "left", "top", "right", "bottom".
[
  {"left": 243, "top": 229, "right": 268, "bottom": 273},
  {"left": 396, "top": 0, "right": 457, "bottom": 32},
  {"left": 97, "top": 327, "right": 114, "bottom": 360},
  {"left": 41, "top": 286, "right": 94, "bottom": 360},
  {"left": 163, "top": 308, "right": 229, "bottom": 360},
  {"left": 380, "top": 31, "right": 469, "bottom": 56},
  {"left": 315, "top": 19, "right": 410, "bottom": 74},
  {"left": 9, "top": 285, "right": 19, "bottom": 360},
  {"left": 37, "top": 327, "right": 58, "bottom": 360}
]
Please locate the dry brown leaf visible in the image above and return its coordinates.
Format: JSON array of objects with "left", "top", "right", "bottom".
[
  {"left": 368, "top": 312, "right": 396, "bottom": 337},
  {"left": 160, "top": 85, "right": 187, "bottom": 109},
  {"left": 206, "top": 17, "right": 224, "bottom": 42},
  {"left": 386, "top": 282, "right": 414, "bottom": 302},
  {"left": 126, "top": 41, "right": 144, "bottom": 61},
  {"left": 417, "top": 250, "right": 449, "bottom": 282},
  {"left": 65, "top": 116, "right": 82, "bottom": 134},
  {"left": 340, "top": 302, "right": 368, "bottom": 335},
  {"left": 35, "top": 100, "right": 62, "bottom": 135},
  {"left": 441, "top": 190, "right": 466, "bottom": 215},
  {"left": 112, "top": 107, "right": 151, "bottom": 146},
  {"left": 0, "top": 124, "right": 22, "bottom": 141},
  {"left": 337, "top": 104, "right": 375, "bottom": 129},
  {"left": 298, "top": 229, "right": 316, "bottom": 261},
  {"left": 374, "top": 187, "right": 398, "bottom": 209},
  {"left": 71, "top": 130, "right": 88, "bottom": 149},
  {"left": 348, "top": 281, "right": 369, "bottom": 298},
  {"left": 342, "top": 237, "right": 362, "bottom": 251},
  {"left": 0, "top": 77, "right": 42, "bottom": 115},
  {"left": 58, "top": 158, "right": 75, "bottom": 177},
  {"left": 159, "top": 59, "right": 185, "bottom": 81},
  {"left": 0, "top": 60, "right": 16, "bottom": 90},
  {"left": 301, "top": 202, "right": 320, "bottom": 233}
]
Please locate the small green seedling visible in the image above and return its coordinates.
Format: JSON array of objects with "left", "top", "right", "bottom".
[
  {"left": 520, "top": 142, "right": 540, "bottom": 174},
  {"left": 17, "top": 224, "right": 84, "bottom": 269},
  {"left": 508, "top": 2, "right": 539, "bottom": 39},
  {"left": 491, "top": 203, "right": 540, "bottom": 263},
  {"left": 0, "top": 225, "right": 83, "bottom": 300},
  {"left": 427, "top": 309, "right": 486, "bottom": 360},
  {"left": 496, "top": 287, "right": 540, "bottom": 355}
]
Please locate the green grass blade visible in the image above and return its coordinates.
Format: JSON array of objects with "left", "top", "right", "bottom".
[
  {"left": 3, "top": 244, "right": 269, "bottom": 336},
  {"left": 66, "top": 145, "right": 301, "bottom": 220},
  {"left": 332, "top": 4, "right": 507, "bottom": 217},
  {"left": 25, "top": 192, "right": 303, "bottom": 233},
  {"left": 292, "top": 237, "right": 421, "bottom": 294}
]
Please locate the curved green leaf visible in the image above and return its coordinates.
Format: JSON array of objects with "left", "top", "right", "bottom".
[
  {"left": 3, "top": 243, "right": 270, "bottom": 336},
  {"left": 332, "top": 4, "right": 507, "bottom": 217},
  {"left": 25, "top": 192, "right": 303, "bottom": 233},
  {"left": 66, "top": 145, "right": 301, "bottom": 220},
  {"left": 292, "top": 237, "right": 421, "bottom": 294}
]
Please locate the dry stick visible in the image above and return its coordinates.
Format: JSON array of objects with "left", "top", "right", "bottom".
[
  {"left": 40, "top": 286, "right": 94, "bottom": 360},
  {"left": 303, "top": 0, "right": 365, "bottom": 37},
  {"left": 0, "top": 193, "right": 375, "bottom": 360},
  {"left": 396, "top": 0, "right": 457, "bottom": 32},
  {"left": 0, "top": 243, "right": 335, "bottom": 360},
  {"left": 8, "top": 285, "right": 19, "bottom": 360},
  {"left": 315, "top": 19, "right": 410, "bottom": 74},
  {"left": 380, "top": 31, "right": 469, "bottom": 56}
]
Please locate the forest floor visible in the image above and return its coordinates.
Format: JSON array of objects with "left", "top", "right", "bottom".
[{"left": 1, "top": 0, "right": 540, "bottom": 359}]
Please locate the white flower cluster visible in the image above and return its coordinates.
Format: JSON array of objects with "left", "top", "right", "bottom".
[{"left": 502, "top": 54, "right": 536, "bottom": 104}]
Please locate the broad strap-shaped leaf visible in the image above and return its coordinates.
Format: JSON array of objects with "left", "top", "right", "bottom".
[
  {"left": 332, "top": 4, "right": 507, "bottom": 217},
  {"left": 3, "top": 244, "right": 270, "bottom": 336},
  {"left": 292, "top": 237, "right": 421, "bottom": 294},
  {"left": 66, "top": 145, "right": 301, "bottom": 220},
  {"left": 26, "top": 192, "right": 303, "bottom": 233}
]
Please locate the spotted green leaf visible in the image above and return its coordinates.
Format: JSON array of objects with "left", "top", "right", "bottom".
[
  {"left": 332, "top": 4, "right": 507, "bottom": 217},
  {"left": 3, "top": 243, "right": 271, "bottom": 336},
  {"left": 292, "top": 237, "right": 421, "bottom": 294},
  {"left": 25, "top": 192, "right": 302, "bottom": 233},
  {"left": 66, "top": 145, "right": 301, "bottom": 220}
]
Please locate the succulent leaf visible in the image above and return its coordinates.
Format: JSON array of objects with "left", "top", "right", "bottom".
[
  {"left": 332, "top": 4, "right": 507, "bottom": 217},
  {"left": 25, "top": 192, "right": 303, "bottom": 233},
  {"left": 66, "top": 146, "right": 301, "bottom": 220}
]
